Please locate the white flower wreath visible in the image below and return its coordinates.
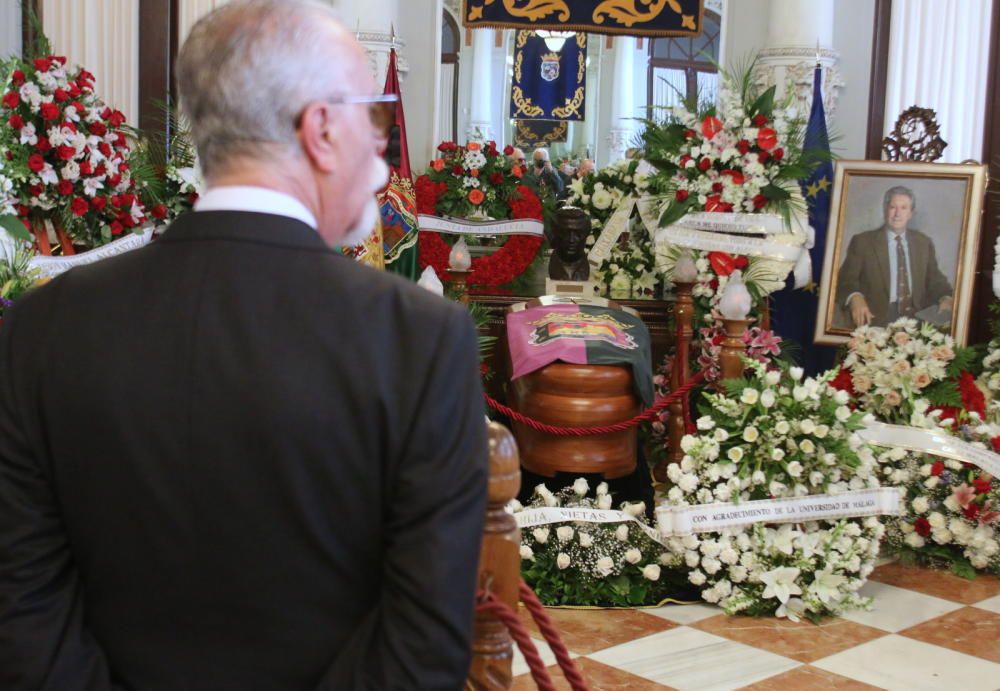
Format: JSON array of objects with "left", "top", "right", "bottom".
[{"left": 660, "top": 361, "right": 886, "bottom": 621}]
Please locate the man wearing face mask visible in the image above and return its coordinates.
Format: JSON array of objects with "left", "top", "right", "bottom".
[{"left": 0, "top": 1, "right": 488, "bottom": 689}]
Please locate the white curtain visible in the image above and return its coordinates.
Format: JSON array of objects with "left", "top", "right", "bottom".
[
  {"left": 696, "top": 71, "right": 719, "bottom": 109},
  {"left": 438, "top": 62, "right": 455, "bottom": 144},
  {"left": 43, "top": 0, "right": 139, "bottom": 125},
  {"left": 651, "top": 67, "right": 686, "bottom": 114},
  {"left": 884, "top": 0, "right": 994, "bottom": 162}
]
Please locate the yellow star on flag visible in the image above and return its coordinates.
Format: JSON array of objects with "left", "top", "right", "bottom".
[
  {"left": 806, "top": 182, "right": 819, "bottom": 198},
  {"left": 816, "top": 176, "right": 831, "bottom": 193}
]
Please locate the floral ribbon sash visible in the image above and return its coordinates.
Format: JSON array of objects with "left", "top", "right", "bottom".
[
  {"left": 417, "top": 214, "right": 544, "bottom": 236},
  {"left": 859, "top": 421, "right": 1000, "bottom": 477}
]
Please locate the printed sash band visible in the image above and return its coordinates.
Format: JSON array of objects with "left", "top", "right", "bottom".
[
  {"left": 655, "top": 487, "right": 905, "bottom": 537},
  {"left": 515, "top": 507, "right": 669, "bottom": 547},
  {"left": 859, "top": 421, "right": 1000, "bottom": 477},
  {"left": 587, "top": 197, "right": 636, "bottom": 268},
  {"left": 673, "top": 211, "right": 786, "bottom": 236},
  {"left": 658, "top": 226, "right": 806, "bottom": 263},
  {"left": 417, "top": 215, "right": 545, "bottom": 236}
]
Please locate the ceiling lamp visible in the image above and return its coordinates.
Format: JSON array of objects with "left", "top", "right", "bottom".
[{"left": 536, "top": 30, "right": 574, "bottom": 52}]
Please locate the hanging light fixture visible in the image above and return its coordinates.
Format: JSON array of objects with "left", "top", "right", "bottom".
[{"left": 536, "top": 30, "right": 574, "bottom": 53}]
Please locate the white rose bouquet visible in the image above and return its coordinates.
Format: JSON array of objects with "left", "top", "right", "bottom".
[
  {"left": 515, "top": 480, "right": 687, "bottom": 607},
  {"left": 661, "top": 361, "right": 885, "bottom": 621}
]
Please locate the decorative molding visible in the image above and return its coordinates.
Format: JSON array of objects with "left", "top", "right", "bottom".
[
  {"left": 881, "top": 106, "right": 947, "bottom": 162},
  {"left": 704, "top": 0, "right": 724, "bottom": 14},
  {"left": 753, "top": 47, "right": 844, "bottom": 119}
]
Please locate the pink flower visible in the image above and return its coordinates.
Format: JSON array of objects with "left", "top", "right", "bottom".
[
  {"left": 979, "top": 502, "right": 1000, "bottom": 525},
  {"left": 746, "top": 328, "right": 782, "bottom": 356},
  {"left": 951, "top": 483, "right": 977, "bottom": 509}
]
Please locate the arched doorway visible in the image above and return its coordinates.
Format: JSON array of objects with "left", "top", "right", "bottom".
[{"left": 439, "top": 9, "right": 460, "bottom": 142}]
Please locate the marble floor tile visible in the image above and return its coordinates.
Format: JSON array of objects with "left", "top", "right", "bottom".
[
  {"left": 736, "top": 665, "right": 883, "bottom": 691},
  {"left": 899, "top": 606, "right": 1000, "bottom": 663},
  {"left": 840, "top": 580, "right": 963, "bottom": 632},
  {"left": 870, "top": 562, "right": 1000, "bottom": 604},
  {"left": 693, "top": 613, "right": 887, "bottom": 663},
  {"left": 511, "top": 633, "right": 562, "bottom": 677},
  {"left": 643, "top": 602, "right": 722, "bottom": 626},
  {"left": 518, "top": 606, "right": 677, "bottom": 655},
  {"left": 813, "top": 634, "right": 1000, "bottom": 691},
  {"left": 511, "top": 657, "right": 676, "bottom": 690},
  {"left": 588, "top": 626, "right": 801, "bottom": 691},
  {"left": 974, "top": 593, "right": 1000, "bottom": 614}
]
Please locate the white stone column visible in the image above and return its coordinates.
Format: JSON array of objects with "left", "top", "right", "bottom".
[
  {"left": 0, "top": 0, "right": 21, "bottom": 58},
  {"left": 754, "top": 0, "right": 842, "bottom": 118},
  {"left": 43, "top": 0, "right": 140, "bottom": 125},
  {"left": 607, "top": 36, "right": 636, "bottom": 163},
  {"left": 466, "top": 28, "right": 493, "bottom": 141},
  {"left": 335, "top": 0, "right": 404, "bottom": 85}
]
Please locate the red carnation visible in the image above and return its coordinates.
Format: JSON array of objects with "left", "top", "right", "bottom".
[
  {"left": 451, "top": 165, "right": 464, "bottom": 176},
  {"left": 711, "top": 182, "right": 723, "bottom": 193},
  {"left": 33, "top": 57, "right": 52, "bottom": 72},
  {"left": 61, "top": 121, "right": 77, "bottom": 133},
  {"left": 11, "top": 69, "right": 25, "bottom": 85},
  {"left": 79, "top": 161, "right": 92, "bottom": 175},
  {"left": 752, "top": 114, "right": 768, "bottom": 127},
  {"left": 736, "top": 139, "right": 751, "bottom": 155},
  {"left": 829, "top": 367, "right": 856, "bottom": 395},
  {"left": 94, "top": 163, "right": 107, "bottom": 176},
  {"left": 973, "top": 476, "right": 992, "bottom": 495},
  {"left": 8, "top": 114, "right": 24, "bottom": 129},
  {"left": 991, "top": 437, "right": 1000, "bottom": 454},
  {"left": 36, "top": 136, "right": 51, "bottom": 153},
  {"left": 700, "top": 115, "right": 723, "bottom": 140},
  {"left": 721, "top": 169, "right": 745, "bottom": 186},
  {"left": 91, "top": 196, "right": 107, "bottom": 211},
  {"left": 959, "top": 371, "right": 986, "bottom": 419},
  {"left": 58, "top": 180, "right": 74, "bottom": 196},
  {"left": 114, "top": 132, "right": 128, "bottom": 149},
  {"left": 503, "top": 145, "right": 514, "bottom": 156},
  {"left": 678, "top": 154, "right": 692, "bottom": 169},
  {"left": 56, "top": 145, "right": 75, "bottom": 161},
  {"left": 683, "top": 128, "right": 696, "bottom": 139},
  {"left": 758, "top": 151, "right": 771, "bottom": 164},
  {"left": 28, "top": 184, "right": 43, "bottom": 197},
  {"left": 151, "top": 204, "right": 169, "bottom": 220},
  {"left": 757, "top": 127, "right": 778, "bottom": 151},
  {"left": 913, "top": 517, "right": 931, "bottom": 537},
  {"left": 40, "top": 102, "right": 59, "bottom": 120},
  {"left": 752, "top": 194, "right": 768, "bottom": 210},
  {"left": 53, "top": 88, "right": 69, "bottom": 103},
  {"left": 772, "top": 147, "right": 784, "bottom": 162},
  {"left": 675, "top": 189, "right": 689, "bottom": 202},
  {"left": 98, "top": 142, "right": 112, "bottom": 157},
  {"left": 70, "top": 196, "right": 90, "bottom": 216},
  {"left": 489, "top": 172, "right": 504, "bottom": 185},
  {"left": 930, "top": 461, "right": 945, "bottom": 477},
  {"left": 2, "top": 91, "right": 19, "bottom": 109},
  {"left": 698, "top": 157, "right": 712, "bottom": 172},
  {"left": 27, "top": 153, "right": 45, "bottom": 172},
  {"left": 110, "top": 220, "right": 124, "bottom": 236},
  {"left": 67, "top": 83, "right": 81, "bottom": 98},
  {"left": 963, "top": 503, "right": 982, "bottom": 520}
]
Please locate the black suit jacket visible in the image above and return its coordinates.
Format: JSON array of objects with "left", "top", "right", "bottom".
[{"left": 0, "top": 212, "right": 488, "bottom": 690}]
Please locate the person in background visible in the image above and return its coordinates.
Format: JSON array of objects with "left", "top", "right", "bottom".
[
  {"left": 0, "top": 1, "right": 488, "bottom": 689},
  {"left": 558, "top": 160, "right": 576, "bottom": 188},
  {"left": 506, "top": 146, "right": 526, "bottom": 167},
  {"left": 576, "top": 159, "right": 595, "bottom": 179},
  {"left": 527, "top": 147, "right": 564, "bottom": 197}
]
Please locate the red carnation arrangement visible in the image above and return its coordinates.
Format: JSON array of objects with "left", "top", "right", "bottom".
[
  {"left": 0, "top": 52, "right": 147, "bottom": 250},
  {"left": 416, "top": 140, "right": 543, "bottom": 287}
]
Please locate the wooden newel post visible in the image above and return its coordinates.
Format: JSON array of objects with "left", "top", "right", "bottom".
[
  {"left": 656, "top": 279, "right": 695, "bottom": 482},
  {"left": 467, "top": 422, "right": 521, "bottom": 691},
  {"left": 719, "top": 319, "right": 750, "bottom": 382}
]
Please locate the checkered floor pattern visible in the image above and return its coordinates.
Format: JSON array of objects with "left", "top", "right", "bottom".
[{"left": 510, "top": 562, "right": 1000, "bottom": 690}]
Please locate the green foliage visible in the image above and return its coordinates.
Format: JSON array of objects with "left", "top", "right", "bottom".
[{"left": 0, "top": 244, "right": 40, "bottom": 316}]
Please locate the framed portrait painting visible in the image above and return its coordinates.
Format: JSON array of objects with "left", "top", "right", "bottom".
[{"left": 814, "top": 160, "right": 988, "bottom": 346}]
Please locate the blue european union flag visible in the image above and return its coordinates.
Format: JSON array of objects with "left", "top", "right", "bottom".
[{"left": 771, "top": 66, "right": 837, "bottom": 376}]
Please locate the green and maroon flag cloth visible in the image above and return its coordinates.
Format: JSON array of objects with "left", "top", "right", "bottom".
[{"left": 506, "top": 303, "right": 653, "bottom": 407}]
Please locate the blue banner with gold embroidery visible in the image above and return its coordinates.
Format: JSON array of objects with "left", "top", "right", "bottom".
[
  {"left": 464, "top": 0, "right": 702, "bottom": 37},
  {"left": 511, "top": 31, "right": 586, "bottom": 122}
]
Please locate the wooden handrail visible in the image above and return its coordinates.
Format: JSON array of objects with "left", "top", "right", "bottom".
[{"left": 466, "top": 422, "right": 521, "bottom": 690}]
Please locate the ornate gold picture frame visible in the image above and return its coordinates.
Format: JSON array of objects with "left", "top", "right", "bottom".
[{"left": 814, "top": 160, "right": 988, "bottom": 346}]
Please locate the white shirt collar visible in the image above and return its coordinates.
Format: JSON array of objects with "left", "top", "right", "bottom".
[
  {"left": 194, "top": 186, "right": 317, "bottom": 229},
  {"left": 886, "top": 227, "right": 908, "bottom": 244}
]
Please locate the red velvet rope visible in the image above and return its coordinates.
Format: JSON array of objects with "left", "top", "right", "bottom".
[
  {"left": 474, "top": 581, "right": 591, "bottom": 691},
  {"left": 484, "top": 370, "right": 707, "bottom": 436}
]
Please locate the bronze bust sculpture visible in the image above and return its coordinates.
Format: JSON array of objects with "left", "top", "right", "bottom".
[{"left": 548, "top": 206, "right": 591, "bottom": 281}]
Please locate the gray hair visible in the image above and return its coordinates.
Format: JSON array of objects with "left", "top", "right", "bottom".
[
  {"left": 176, "top": 0, "right": 352, "bottom": 177},
  {"left": 883, "top": 185, "right": 916, "bottom": 211},
  {"left": 533, "top": 148, "right": 550, "bottom": 161}
]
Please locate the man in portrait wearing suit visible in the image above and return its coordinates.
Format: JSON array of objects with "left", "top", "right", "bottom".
[
  {"left": 835, "top": 185, "right": 953, "bottom": 328},
  {"left": 0, "top": 2, "right": 487, "bottom": 689}
]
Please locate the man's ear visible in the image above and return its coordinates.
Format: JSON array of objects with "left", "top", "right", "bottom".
[{"left": 298, "top": 102, "right": 339, "bottom": 174}]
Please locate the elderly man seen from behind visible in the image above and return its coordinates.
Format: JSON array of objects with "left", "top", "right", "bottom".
[
  {"left": 0, "top": 1, "right": 488, "bottom": 689},
  {"left": 528, "top": 147, "right": 565, "bottom": 196}
]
